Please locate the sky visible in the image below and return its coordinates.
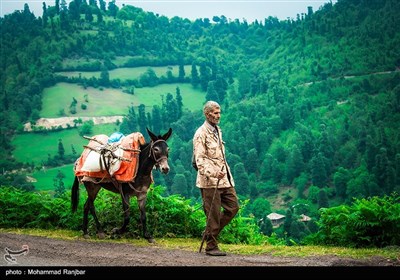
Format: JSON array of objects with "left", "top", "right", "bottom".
[{"left": 0, "top": 0, "right": 337, "bottom": 22}]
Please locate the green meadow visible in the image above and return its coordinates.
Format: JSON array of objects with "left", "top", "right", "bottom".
[
  {"left": 41, "top": 82, "right": 204, "bottom": 118},
  {"left": 13, "top": 123, "right": 121, "bottom": 166},
  {"left": 31, "top": 164, "right": 75, "bottom": 192},
  {"left": 13, "top": 124, "right": 121, "bottom": 190}
]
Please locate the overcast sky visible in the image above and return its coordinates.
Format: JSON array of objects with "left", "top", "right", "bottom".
[{"left": 0, "top": 0, "right": 337, "bottom": 22}]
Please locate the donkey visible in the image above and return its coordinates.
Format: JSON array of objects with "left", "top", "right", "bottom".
[{"left": 71, "top": 128, "right": 172, "bottom": 243}]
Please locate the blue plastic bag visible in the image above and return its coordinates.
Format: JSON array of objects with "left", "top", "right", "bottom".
[{"left": 108, "top": 132, "right": 125, "bottom": 143}]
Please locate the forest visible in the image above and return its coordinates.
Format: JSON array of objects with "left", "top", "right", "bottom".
[{"left": 0, "top": 0, "right": 400, "bottom": 247}]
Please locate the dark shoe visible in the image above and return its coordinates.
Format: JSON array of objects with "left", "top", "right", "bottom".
[{"left": 205, "top": 247, "right": 226, "bottom": 256}]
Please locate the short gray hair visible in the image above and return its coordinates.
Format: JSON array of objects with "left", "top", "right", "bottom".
[{"left": 203, "top": 101, "right": 220, "bottom": 115}]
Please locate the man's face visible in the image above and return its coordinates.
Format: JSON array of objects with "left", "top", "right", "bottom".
[{"left": 206, "top": 107, "right": 221, "bottom": 126}]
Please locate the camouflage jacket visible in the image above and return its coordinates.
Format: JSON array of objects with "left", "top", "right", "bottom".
[{"left": 193, "top": 121, "right": 235, "bottom": 189}]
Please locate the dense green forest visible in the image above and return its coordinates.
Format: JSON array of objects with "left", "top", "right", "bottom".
[{"left": 1, "top": 0, "right": 400, "bottom": 247}]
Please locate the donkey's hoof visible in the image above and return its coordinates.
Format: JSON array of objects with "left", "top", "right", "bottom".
[{"left": 97, "top": 232, "right": 106, "bottom": 239}]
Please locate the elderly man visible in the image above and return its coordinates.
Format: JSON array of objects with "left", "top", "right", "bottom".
[{"left": 193, "top": 101, "right": 240, "bottom": 256}]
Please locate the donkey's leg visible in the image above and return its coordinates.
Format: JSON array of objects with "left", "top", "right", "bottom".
[
  {"left": 112, "top": 192, "right": 130, "bottom": 235},
  {"left": 138, "top": 196, "right": 154, "bottom": 243},
  {"left": 84, "top": 183, "right": 106, "bottom": 239},
  {"left": 82, "top": 199, "right": 91, "bottom": 239}
]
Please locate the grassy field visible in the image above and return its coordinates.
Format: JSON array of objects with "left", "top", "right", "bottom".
[
  {"left": 41, "top": 82, "right": 204, "bottom": 118},
  {"left": 13, "top": 123, "right": 121, "bottom": 191},
  {"left": 31, "top": 164, "right": 75, "bottom": 192},
  {"left": 12, "top": 123, "right": 121, "bottom": 166}
]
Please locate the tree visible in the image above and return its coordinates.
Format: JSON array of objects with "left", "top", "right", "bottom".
[
  {"left": 68, "top": 0, "right": 80, "bottom": 21},
  {"left": 99, "top": 66, "right": 110, "bottom": 86},
  {"left": 237, "top": 69, "right": 251, "bottom": 98},
  {"left": 71, "top": 144, "right": 77, "bottom": 156},
  {"left": 59, "top": 0, "right": 70, "bottom": 30},
  {"left": 190, "top": 62, "right": 199, "bottom": 88},
  {"left": 247, "top": 197, "right": 271, "bottom": 220},
  {"left": 99, "top": 0, "right": 106, "bottom": 12},
  {"left": 120, "top": 105, "right": 138, "bottom": 134},
  {"left": 245, "top": 148, "right": 259, "bottom": 174},
  {"left": 58, "top": 139, "right": 65, "bottom": 158},
  {"left": 284, "top": 144, "right": 304, "bottom": 184},
  {"left": 347, "top": 162, "right": 381, "bottom": 200},
  {"left": 151, "top": 105, "right": 162, "bottom": 134},
  {"left": 233, "top": 162, "right": 249, "bottom": 196},
  {"left": 171, "top": 174, "right": 189, "bottom": 198},
  {"left": 69, "top": 97, "right": 78, "bottom": 114},
  {"left": 310, "top": 152, "right": 328, "bottom": 188},
  {"left": 373, "top": 147, "right": 395, "bottom": 194},
  {"left": 138, "top": 104, "right": 147, "bottom": 135},
  {"left": 175, "top": 87, "right": 183, "bottom": 119},
  {"left": 178, "top": 63, "right": 185, "bottom": 82},
  {"left": 205, "top": 81, "right": 219, "bottom": 103},
  {"left": 259, "top": 217, "right": 273, "bottom": 236},
  {"left": 318, "top": 189, "right": 329, "bottom": 209},
  {"left": 199, "top": 62, "right": 211, "bottom": 91},
  {"left": 333, "top": 167, "right": 351, "bottom": 199},
  {"left": 78, "top": 120, "right": 94, "bottom": 136},
  {"left": 107, "top": 0, "right": 118, "bottom": 18},
  {"left": 85, "top": 8, "right": 94, "bottom": 22},
  {"left": 283, "top": 208, "right": 293, "bottom": 236},
  {"left": 42, "top": 2, "right": 48, "bottom": 27}
]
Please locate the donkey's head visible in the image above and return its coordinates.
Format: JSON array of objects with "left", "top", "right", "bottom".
[{"left": 146, "top": 128, "right": 172, "bottom": 174}]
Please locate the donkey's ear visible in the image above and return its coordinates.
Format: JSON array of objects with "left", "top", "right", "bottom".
[
  {"left": 162, "top": 128, "right": 172, "bottom": 141},
  {"left": 146, "top": 127, "right": 158, "bottom": 141}
]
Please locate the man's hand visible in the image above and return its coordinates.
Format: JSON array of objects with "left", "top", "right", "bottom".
[
  {"left": 216, "top": 166, "right": 225, "bottom": 179},
  {"left": 217, "top": 170, "right": 225, "bottom": 179}
]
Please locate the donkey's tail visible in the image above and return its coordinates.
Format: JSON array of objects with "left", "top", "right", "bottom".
[{"left": 71, "top": 176, "right": 80, "bottom": 213}]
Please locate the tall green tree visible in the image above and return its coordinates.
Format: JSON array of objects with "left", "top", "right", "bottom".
[
  {"left": 120, "top": 105, "right": 138, "bottom": 134},
  {"left": 58, "top": 139, "right": 65, "bottom": 158},
  {"left": 333, "top": 167, "right": 351, "bottom": 199},
  {"left": 190, "top": 62, "right": 199, "bottom": 88},
  {"left": 175, "top": 87, "right": 183, "bottom": 119},
  {"left": 233, "top": 162, "right": 249, "bottom": 196},
  {"left": 138, "top": 104, "right": 147, "bottom": 135}
]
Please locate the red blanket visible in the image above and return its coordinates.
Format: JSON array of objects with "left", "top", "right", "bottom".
[{"left": 74, "top": 132, "right": 145, "bottom": 182}]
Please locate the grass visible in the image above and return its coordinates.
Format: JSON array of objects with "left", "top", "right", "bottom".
[
  {"left": 40, "top": 82, "right": 204, "bottom": 118},
  {"left": 0, "top": 228, "right": 399, "bottom": 261},
  {"left": 30, "top": 164, "right": 75, "bottom": 192},
  {"left": 12, "top": 124, "right": 121, "bottom": 166},
  {"left": 41, "top": 83, "right": 140, "bottom": 117}
]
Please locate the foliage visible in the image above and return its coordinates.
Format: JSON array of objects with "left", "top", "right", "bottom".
[
  {"left": 0, "top": 185, "right": 267, "bottom": 245},
  {"left": 306, "top": 193, "right": 400, "bottom": 248},
  {"left": 0, "top": 186, "right": 81, "bottom": 230}
]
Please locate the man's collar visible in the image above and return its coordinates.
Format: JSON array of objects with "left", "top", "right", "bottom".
[{"left": 204, "top": 121, "right": 217, "bottom": 132}]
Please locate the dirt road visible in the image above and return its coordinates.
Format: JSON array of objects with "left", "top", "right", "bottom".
[{"left": 1, "top": 232, "right": 398, "bottom": 269}]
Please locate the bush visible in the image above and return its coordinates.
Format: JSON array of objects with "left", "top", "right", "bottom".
[
  {"left": 306, "top": 193, "right": 400, "bottom": 248},
  {"left": 0, "top": 185, "right": 267, "bottom": 245}
]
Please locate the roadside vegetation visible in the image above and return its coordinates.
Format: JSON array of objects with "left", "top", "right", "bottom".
[{"left": 0, "top": 186, "right": 399, "bottom": 256}]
